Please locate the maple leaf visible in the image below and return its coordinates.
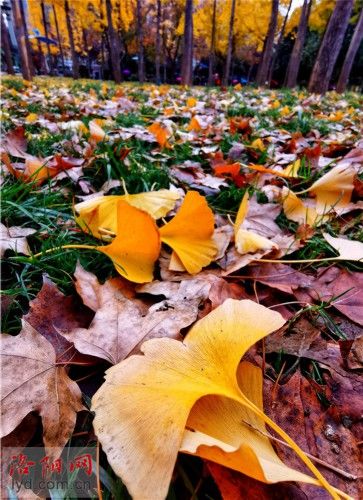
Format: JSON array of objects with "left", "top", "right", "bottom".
[
  {"left": 0, "top": 321, "right": 84, "bottom": 459},
  {"left": 92, "top": 299, "right": 339, "bottom": 500},
  {"left": 59, "top": 265, "right": 210, "bottom": 365}
]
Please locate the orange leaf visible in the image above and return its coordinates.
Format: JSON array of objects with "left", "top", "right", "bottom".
[
  {"left": 159, "top": 191, "right": 217, "bottom": 274},
  {"left": 97, "top": 201, "right": 161, "bottom": 283},
  {"left": 148, "top": 122, "right": 171, "bottom": 148}
]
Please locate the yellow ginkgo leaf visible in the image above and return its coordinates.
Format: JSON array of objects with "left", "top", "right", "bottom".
[
  {"left": 181, "top": 362, "right": 320, "bottom": 486},
  {"left": 281, "top": 159, "right": 301, "bottom": 178},
  {"left": 234, "top": 193, "right": 277, "bottom": 255},
  {"left": 97, "top": 200, "right": 160, "bottom": 283},
  {"left": 89, "top": 119, "right": 107, "bottom": 142},
  {"left": 250, "top": 138, "right": 265, "bottom": 151},
  {"left": 306, "top": 164, "right": 356, "bottom": 214},
  {"left": 159, "top": 191, "right": 217, "bottom": 274},
  {"left": 282, "top": 188, "right": 327, "bottom": 227},
  {"left": 75, "top": 190, "right": 181, "bottom": 238},
  {"left": 122, "top": 189, "right": 181, "bottom": 219},
  {"left": 188, "top": 116, "right": 202, "bottom": 132},
  {"left": 323, "top": 233, "right": 363, "bottom": 261},
  {"left": 236, "top": 229, "right": 277, "bottom": 254},
  {"left": 92, "top": 300, "right": 338, "bottom": 500},
  {"left": 186, "top": 97, "right": 197, "bottom": 108},
  {"left": 25, "top": 112, "right": 38, "bottom": 123}
]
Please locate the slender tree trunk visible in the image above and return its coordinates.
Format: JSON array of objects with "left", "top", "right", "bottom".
[
  {"left": 256, "top": 0, "right": 279, "bottom": 85},
  {"left": 1, "top": 11, "right": 15, "bottom": 74},
  {"left": 222, "top": 0, "right": 236, "bottom": 86},
  {"left": 268, "top": 0, "right": 292, "bottom": 85},
  {"left": 11, "top": 0, "right": 32, "bottom": 80},
  {"left": 40, "top": 0, "right": 52, "bottom": 74},
  {"left": 308, "top": 0, "right": 354, "bottom": 93},
  {"left": 336, "top": 7, "right": 363, "bottom": 93},
  {"left": 136, "top": 0, "right": 145, "bottom": 82},
  {"left": 155, "top": 0, "right": 161, "bottom": 83},
  {"left": 208, "top": 0, "right": 217, "bottom": 86},
  {"left": 64, "top": 0, "right": 79, "bottom": 79},
  {"left": 19, "top": 0, "right": 35, "bottom": 76},
  {"left": 181, "top": 0, "right": 193, "bottom": 85},
  {"left": 285, "top": 0, "right": 312, "bottom": 88},
  {"left": 52, "top": 3, "right": 65, "bottom": 75},
  {"left": 105, "top": 0, "right": 121, "bottom": 82}
]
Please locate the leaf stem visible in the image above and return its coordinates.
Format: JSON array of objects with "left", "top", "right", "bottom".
[
  {"left": 238, "top": 393, "right": 344, "bottom": 499},
  {"left": 255, "top": 256, "right": 340, "bottom": 264},
  {"left": 32, "top": 244, "right": 96, "bottom": 259}
]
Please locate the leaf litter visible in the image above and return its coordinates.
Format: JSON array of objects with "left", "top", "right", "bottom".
[{"left": 1, "top": 78, "right": 362, "bottom": 499}]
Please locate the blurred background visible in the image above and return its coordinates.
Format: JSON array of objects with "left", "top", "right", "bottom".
[{"left": 1, "top": 0, "right": 363, "bottom": 92}]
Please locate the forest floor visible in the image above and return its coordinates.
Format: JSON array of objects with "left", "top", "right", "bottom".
[{"left": 1, "top": 76, "right": 362, "bottom": 500}]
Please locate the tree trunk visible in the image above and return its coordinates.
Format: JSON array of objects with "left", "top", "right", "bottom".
[
  {"left": 308, "top": 0, "right": 354, "bottom": 93},
  {"left": 1, "top": 11, "right": 15, "bottom": 74},
  {"left": 181, "top": 0, "right": 193, "bottom": 85},
  {"left": 40, "top": 0, "right": 53, "bottom": 74},
  {"left": 19, "top": 0, "right": 35, "bottom": 77},
  {"left": 11, "top": 0, "right": 32, "bottom": 80},
  {"left": 285, "top": 0, "right": 312, "bottom": 88},
  {"left": 222, "top": 0, "right": 236, "bottom": 86},
  {"left": 105, "top": 0, "right": 121, "bottom": 82},
  {"left": 256, "top": 0, "right": 279, "bottom": 86},
  {"left": 336, "top": 7, "right": 363, "bottom": 93},
  {"left": 52, "top": 3, "right": 65, "bottom": 75},
  {"left": 208, "top": 0, "right": 217, "bottom": 86},
  {"left": 136, "top": 0, "right": 145, "bottom": 82},
  {"left": 64, "top": 0, "right": 79, "bottom": 79},
  {"left": 155, "top": 0, "right": 161, "bottom": 83},
  {"left": 268, "top": 0, "right": 292, "bottom": 85}
]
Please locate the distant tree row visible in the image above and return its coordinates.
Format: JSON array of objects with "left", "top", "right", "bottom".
[{"left": 1, "top": 0, "right": 363, "bottom": 93}]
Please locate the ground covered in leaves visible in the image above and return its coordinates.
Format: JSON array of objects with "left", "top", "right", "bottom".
[{"left": 1, "top": 77, "right": 362, "bottom": 499}]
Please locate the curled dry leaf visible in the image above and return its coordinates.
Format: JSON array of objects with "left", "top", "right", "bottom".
[
  {"left": 234, "top": 193, "right": 277, "bottom": 255},
  {"left": 282, "top": 188, "right": 327, "bottom": 226},
  {"left": 92, "top": 299, "right": 339, "bottom": 500},
  {"left": 306, "top": 165, "right": 356, "bottom": 215},
  {"left": 0, "top": 321, "right": 84, "bottom": 459},
  {"left": 0, "top": 223, "right": 36, "bottom": 257}
]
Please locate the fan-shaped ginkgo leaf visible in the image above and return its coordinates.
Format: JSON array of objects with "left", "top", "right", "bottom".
[
  {"left": 282, "top": 188, "right": 327, "bottom": 227},
  {"left": 75, "top": 190, "right": 181, "bottom": 238},
  {"left": 92, "top": 300, "right": 338, "bottom": 500},
  {"left": 181, "top": 362, "right": 319, "bottom": 486},
  {"left": 89, "top": 119, "right": 107, "bottom": 142},
  {"left": 96, "top": 201, "right": 160, "bottom": 283},
  {"left": 159, "top": 191, "right": 217, "bottom": 274},
  {"left": 323, "top": 233, "right": 363, "bottom": 261},
  {"left": 306, "top": 164, "right": 356, "bottom": 214},
  {"left": 148, "top": 122, "right": 171, "bottom": 147}
]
